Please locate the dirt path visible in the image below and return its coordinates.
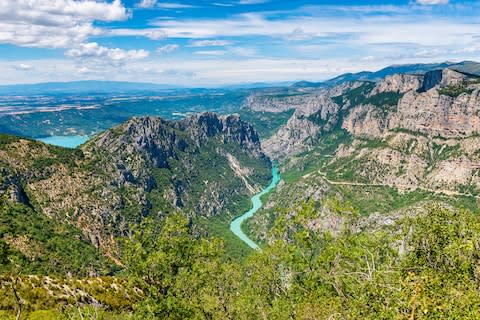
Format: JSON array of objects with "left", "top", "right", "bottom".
[{"left": 317, "top": 170, "right": 480, "bottom": 199}]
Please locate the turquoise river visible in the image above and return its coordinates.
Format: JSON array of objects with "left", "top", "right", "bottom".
[{"left": 230, "top": 165, "right": 281, "bottom": 250}]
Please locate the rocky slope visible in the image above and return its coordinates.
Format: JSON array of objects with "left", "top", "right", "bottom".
[
  {"left": 251, "top": 68, "right": 480, "bottom": 192},
  {"left": 0, "top": 112, "right": 271, "bottom": 258},
  {"left": 240, "top": 67, "right": 480, "bottom": 245}
]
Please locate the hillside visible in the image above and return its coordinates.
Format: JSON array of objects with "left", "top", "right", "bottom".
[
  {"left": 240, "top": 66, "right": 480, "bottom": 246},
  {"left": 0, "top": 113, "right": 271, "bottom": 265},
  {"left": 2, "top": 62, "right": 480, "bottom": 318}
]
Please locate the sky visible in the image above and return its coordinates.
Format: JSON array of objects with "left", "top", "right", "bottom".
[{"left": 0, "top": 0, "right": 479, "bottom": 86}]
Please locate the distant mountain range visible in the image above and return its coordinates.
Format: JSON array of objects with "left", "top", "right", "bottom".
[
  {"left": 0, "top": 80, "right": 184, "bottom": 95},
  {"left": 291, "top": 60, "right": 480, "bottom": 88},
  {"left": 1, "top": 61, "right": 479, "bottom": 96}
]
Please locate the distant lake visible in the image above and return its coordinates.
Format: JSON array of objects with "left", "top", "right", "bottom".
[{"left": 37, "top": 135, "right": 90, "bottom": 148}]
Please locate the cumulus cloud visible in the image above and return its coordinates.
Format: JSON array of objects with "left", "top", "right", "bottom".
[
  {"left": 65, "top": 42, "right": 149, "bottom": 62},
  {"left": 416, "top": 0, "right": 449, "bottom": 4},
  {"left": 0, "top": 0, "right": 128, "bottom": 48},
  {"left": 189, "top": 40, "right": 233, "bottom": 47},
  {"left": 156, "top": 44, "right": 180, "bottom": 54}
]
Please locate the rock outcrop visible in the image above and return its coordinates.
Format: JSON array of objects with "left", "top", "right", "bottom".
[
  {"left": 0, "top": 112, "right": 272, "bottom": 253},
  {"left": 369, "top": 74, "right": 422, "bottom": 96}
]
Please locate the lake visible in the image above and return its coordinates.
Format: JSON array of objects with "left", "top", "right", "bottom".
[{"left": 37, "top": 135, "right": 90, "bottom": 148}]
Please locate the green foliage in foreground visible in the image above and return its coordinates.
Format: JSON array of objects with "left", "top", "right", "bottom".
[{"left": 3, "top": 204, "right": 480, "bottom": 319}]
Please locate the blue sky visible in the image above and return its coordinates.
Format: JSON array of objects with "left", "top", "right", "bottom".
[{"left": 0, "top": 0, "right": 479, "bottom": 85}]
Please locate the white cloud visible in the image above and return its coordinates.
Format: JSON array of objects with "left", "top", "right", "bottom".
[
  {"left": 77, "top": 67, "right": 91, "bottom": 74},
  {"left": 189, "top": 40, "right": 234, "bottom": 47},
  {"left": 156, "top": 44, "right": 180, "bottom": 54},
  {"left": 0, "top": 0, "right": 128, "bottom": 48},
  {"left": 108, "top": 28, "right": 166, "bottom": 40},
  {"left": 416, "top": 0, "right": 449, "bottom": 4},
  {"left": 18, "top": 63, "right": 34, "bottom": 70},
  {"left": 157, "top": 3, "right": 196, "bottom": 9},
  {"left": 239, "top": 0, "right": 270, "bottom": 4},
  {"left": 286, "top": 28, "right": 317, "bottom": 41},
  {"left": 65, "top": 42, "right": 149, "bottom": 62},
  {"left": 212, "top": 3, "right": 235, "bottom": 7},
  {"left": 137, "top": 0, "right": 157, "bottom": 8},
  {"left": 152, "top": 11, "right": 479, "bottom": 48},
  {"left": 229, "top": 47, "right": 256, "bottom": 57},
  {"left": 137, "top": 0, "right": 196, "bottom": 9},
  {"left": 195, "top": 50, "right": 226, "bottom": 56}
]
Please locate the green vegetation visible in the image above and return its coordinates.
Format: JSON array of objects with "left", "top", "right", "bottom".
[
  {"left": 332, "top": 81, "right": 376, "bottom": 108},
  {"left": 238, "top": 109, "right": 295, "bottom": 139},
  {"left": 332, "top": 184, "right": 479, "bottom": 215},
  {"left": 364, "top": 91, "right": 403, "bottom": 107},
  {"left": 281, "top": 129, "right": 353, "bottom": 184},
  {"left": 0, "top": 198, "right": 115, "bottom": 276},
  {"left": 0, "top": 134, "right": 22, "bottom": 148},
  {"left": 0, "top": 91, "right": 249, "bottom": 138},
  {"left": 4, "top": 203, "right": 480, "bottom": 318},
  {"left": 438, "top": 84, "right": 474, "bottom": 98}
]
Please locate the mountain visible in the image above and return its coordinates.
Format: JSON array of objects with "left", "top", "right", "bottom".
[
  {"left": 0, "top": 80, "right": 184, "bottom": 95},
  {"left": 0, "top": 112, "right": 271, "bottom": 266},
  {"left": 3, "top": 62, "right": 480, "bottom": 318},
  {"left": 238, "top": 66, "right": 480, "bottom": 246},
  {"left": 290, "top": 61, "right": 480, "bottom": 89}
]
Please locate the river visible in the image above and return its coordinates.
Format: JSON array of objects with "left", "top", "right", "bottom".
[{"left": 230, "top": 165, "right": 281, "bottom": 250}]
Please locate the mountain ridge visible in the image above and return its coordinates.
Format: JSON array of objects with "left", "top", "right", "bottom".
[{"left": 0, "top": 112, "right": 271, "bottom": 261}]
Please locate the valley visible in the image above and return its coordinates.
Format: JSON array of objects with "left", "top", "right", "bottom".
[{"left": 2, "top": 61, "right": 480, "bottom": 318}]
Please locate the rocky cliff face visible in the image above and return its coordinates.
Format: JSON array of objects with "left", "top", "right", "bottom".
[
  {"left": 421, "top": 68, "right": 470, "bottom": 92},
  {"left": 0, "top": 112, "right": 271, "bottom": 253},
  {"left": 257, "top": 83, "right": 360, "bottom": 159},
  {"left": 244, "top": 67, "right": 480, "bottom": 198},
  {"left": 253, "top": 68, "right": 480, "bottom": 160},
  {"left": 262, "top": 113, "right": 321, "bottom": 159},
  {"left": 369, "top": 74, "right": 422, "bottom": 96},
  {"left": 341, "top": 69, "right": 480, "bottom": 138}
]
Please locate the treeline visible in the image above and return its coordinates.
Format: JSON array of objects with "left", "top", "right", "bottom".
[{"left": 2, "top": 202, "right": 480, "bottom": 319}]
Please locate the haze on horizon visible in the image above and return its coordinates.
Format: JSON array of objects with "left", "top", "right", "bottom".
[{"left": 0, "top": 0, "right": 479, "bottom": 86}]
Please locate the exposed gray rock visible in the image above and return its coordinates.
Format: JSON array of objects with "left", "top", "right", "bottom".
[{"left": 370, "top": 74, "right": 422, "bottom": 96}]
